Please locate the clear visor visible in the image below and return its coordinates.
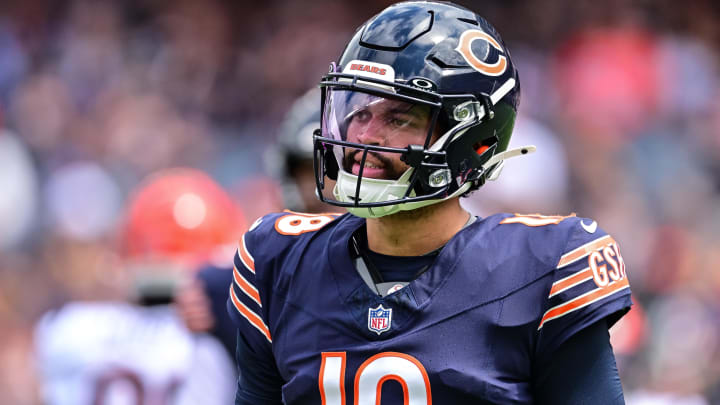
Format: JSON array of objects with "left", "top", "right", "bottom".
[{"left": 322, "top": 89, "right": 437, "bottom": 180}]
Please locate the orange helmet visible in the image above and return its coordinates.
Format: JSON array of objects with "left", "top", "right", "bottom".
[{"left": 122, "top": 168, "right": 245, "bottom": 268}]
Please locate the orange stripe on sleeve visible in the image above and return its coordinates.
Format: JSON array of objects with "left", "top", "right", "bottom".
[
  {"left": 548, "top": 268, "right": 593, "bottom": 298},
  {"left": 233, "top": 266, "right": 261, "bottom": 307},
  {"left": 238, "top": 234, "right": 255, "bottom": 273},
  {"left": 538, "top": 277, "right": 630, "bottom": 330},
  {"left": 229, "top": 286, "right": 272, "bottom": 343},
  {"left": 557, "top": 235, "right": 615, "bottom": 268}
]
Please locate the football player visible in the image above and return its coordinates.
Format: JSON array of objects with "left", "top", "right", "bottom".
[
  {"left": 35, "top": 168, "right": 239, "bottom": 405},
  {"left": 228, "top": 2, "right": 632, "bottom": 404}
]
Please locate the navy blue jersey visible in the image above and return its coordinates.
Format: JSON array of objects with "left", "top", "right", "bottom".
[{"left": 227, "top": 211, "right": 632, "bottom": 404}]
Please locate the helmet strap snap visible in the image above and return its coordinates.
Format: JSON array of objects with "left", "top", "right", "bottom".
[
  {"left": 400, "top": 144, "right": 426, "bottom": 167},
  {"left": 479, "top": 93, "right": 495, "bottom": 120}
]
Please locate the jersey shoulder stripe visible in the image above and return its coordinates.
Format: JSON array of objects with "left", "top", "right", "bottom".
[
  {"left": 237, "top": 233, "right": 255, "bottom": 273},
  {"left": 233, "top": 265, "right": 261, "bottom": 307},
  {"left": 539, "top": 218, "right": 630, "bottom": 330},
  {"left": 230, "top": 246, "right": 267, "bottom": 340},
  {"left": 548, "top": 267, "right": 593, "bottom": 298},
  {"left": 229, "top": 285, "right": 271, "bottom": 342},
  {"left": 539, "top": 277, "right": 630, "bottom": 329},
  {"left": 229, "top": 229, "right": 267, "bottom": 341},
  {"left": 557, "top": 234, "right": 615, "bottom": 268},
  {"left": 227, "top": 212, "right": 345, "bottom": 344}
]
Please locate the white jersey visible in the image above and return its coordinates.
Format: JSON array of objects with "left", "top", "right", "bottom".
[
  {"left": 626, "top": 391, "right": 709, "bottom": 405},
  {"left": 34, "top": 301, "right": 235, "bottom": 405}
]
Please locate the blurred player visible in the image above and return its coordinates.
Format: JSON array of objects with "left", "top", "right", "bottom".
[
  {"left": 175, "top": 87, "right": 340, "bottom": 357},
  {"left": 227, "top": 2, "right": 632, "bottom": 404},
  {"left": 34, "top": 168, "right": 241, "bottom": 405},
  {"left": 265, "top": 87, "right": 338, "bottom": 214}
]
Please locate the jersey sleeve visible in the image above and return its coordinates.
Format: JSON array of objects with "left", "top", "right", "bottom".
[
  {"left": 536, "top": 217, "right": 633, "bottom": 357},
  {"left": 533, "top": 321, "right": 625, "bottom": 404},
  {"left": 227, "top": 214, "right": 280, "bottom": 349},
  {"left": 226, "top": 211, "right": 342, "bottom": 343},
  {"left": 225, "top": 211, "right": 343, "bottom": 403},
  {"left": 225, "top": 214, "right": 284, "bottom": 403},
  {"left": 227, "top": 228, "right": 273, "bottom": 344}
]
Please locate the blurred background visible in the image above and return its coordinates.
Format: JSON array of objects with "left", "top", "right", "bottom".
[{"left": 0, "top": 0, "right": 719, "bottom": 403}]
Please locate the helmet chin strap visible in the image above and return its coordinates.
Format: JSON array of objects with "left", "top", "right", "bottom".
[
  {"left": 483, "top": 144, "right": 536, "bottom": 168},
  {"left": 483, "top": 145, "right": 537, "bottom": 181}
]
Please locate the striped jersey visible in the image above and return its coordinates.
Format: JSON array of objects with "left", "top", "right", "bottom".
[{"left": 227, "top": 211, "right": 632, "bottom": 404}]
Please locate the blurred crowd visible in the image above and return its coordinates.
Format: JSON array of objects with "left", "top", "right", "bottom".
[{"left": 0, "top": 0, "right": 719, "bottom": 403}]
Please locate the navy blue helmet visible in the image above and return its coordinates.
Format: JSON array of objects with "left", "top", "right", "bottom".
[{"left": 314, "top": 1, "right": 533, "bottom": 218}]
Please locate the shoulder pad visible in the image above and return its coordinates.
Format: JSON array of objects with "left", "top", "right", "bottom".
[
  {"left": 537, "top": 214, "right": 631, "bottom": 348},
  {"left": 241, "top": 211, "right": 343, "bottom": 265},
  {"left": 228, "top": 211, "right": 344, "bottom": 344},
  {"left": 491, "top": 213, "right": 581, "bottom": 274}
]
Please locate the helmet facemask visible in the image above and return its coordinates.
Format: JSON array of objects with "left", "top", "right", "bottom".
[{"left": 314, "top": 68, "right": 503, "bottom": 218}]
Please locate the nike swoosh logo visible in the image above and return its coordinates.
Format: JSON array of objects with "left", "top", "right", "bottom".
[{"left": 580, "top": 220, "right": 597, "bottom": 234}]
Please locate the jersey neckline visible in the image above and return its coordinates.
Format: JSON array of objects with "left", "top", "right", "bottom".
[{"left": 325, "top": 214, "right": 484, "bottom": 311}]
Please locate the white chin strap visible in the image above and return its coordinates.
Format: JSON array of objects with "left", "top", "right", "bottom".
[
  {"left": 333, "top": 144, "right": 536, "bottom": 218},
  {"left": 483, "top": 145, "right": 537, "bottom": 181}
]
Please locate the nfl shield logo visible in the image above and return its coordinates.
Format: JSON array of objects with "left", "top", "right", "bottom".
[{"left": 368, "top": 304, "right": 392, "bottom": 335}]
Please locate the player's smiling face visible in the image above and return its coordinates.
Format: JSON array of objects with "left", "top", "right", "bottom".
[{"left": 342, "top": 97, "right": 438, "bottom": 180}]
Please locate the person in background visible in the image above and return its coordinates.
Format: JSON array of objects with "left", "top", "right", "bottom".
[
  {"left": 176, "top": 87, "right": 340, "bottom": 357},
  {"left": 265, "top": 87, "right": 338, "bottom": 214},
  {"left": 34, "top": 168, "right": 241, "bottom": 405}
]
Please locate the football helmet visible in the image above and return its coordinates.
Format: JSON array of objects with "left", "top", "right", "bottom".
[
  {"left": 122, "top": 168, "right": 245, "bottom": 267},
  {"left": 265, "top": 88, "right": 321, "bottom": 211},
  {"left": 314, "top": 1, "right": 535, "bottom": 218}
]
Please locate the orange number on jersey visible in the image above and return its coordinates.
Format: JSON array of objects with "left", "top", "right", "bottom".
[
  {"left": 320, "top": 352, "right": 432, "bottom": 405},
  {"left": 499, "top": 213, "right": 576, "bottom": 227},
  {"left": 274, "top": 212, "right": 338, "bottom": 235}
]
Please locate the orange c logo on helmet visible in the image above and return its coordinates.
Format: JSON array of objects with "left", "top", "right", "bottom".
[{"left": 456, "top": 29, "right": 507, "bottom": 76}]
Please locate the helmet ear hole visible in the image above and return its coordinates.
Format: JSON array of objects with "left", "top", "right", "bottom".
[
  {"left": 474, "top": 144, "right": 490, "bottom": 155},
  {"left": 471, "top": 136, "right": 498, "bottom": 161},
  {"left": 323, "top": 146, "right": 339, "bottom": 181}
]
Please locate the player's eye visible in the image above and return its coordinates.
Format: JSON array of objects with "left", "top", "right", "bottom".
[
  {"left": 349, "top": 109, "right": 371, "bottom": 124},
  {"left": 388, "top": 116, "right": 411, "bottom": 128},
  {"left": 385, "top": 111, "right": 422, "bottom": 129}
]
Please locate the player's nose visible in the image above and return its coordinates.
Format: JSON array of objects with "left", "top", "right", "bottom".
[{"left": 354, "top": 119, "right": 387, "bottom": 146}]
